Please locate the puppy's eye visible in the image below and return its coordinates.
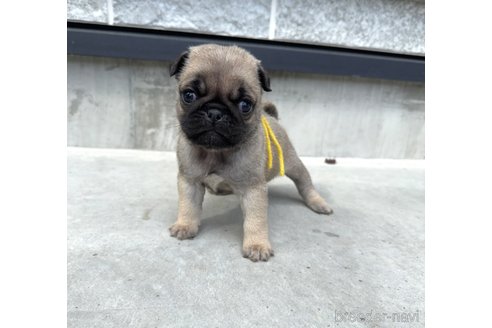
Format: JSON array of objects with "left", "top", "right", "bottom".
[
  {"left": 239, "top": 100, "right": 253, "bottom": 114},
  {"left": 182, "top": 90, "right": 197, "bottom": 104}
]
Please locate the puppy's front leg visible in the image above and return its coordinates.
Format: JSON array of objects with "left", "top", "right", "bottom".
[
  {"left": 169, "top": 173, "right": 205, "bottom": 240},
  {"left": 240, "top": 184, "right": 274, "bottom": 262}
]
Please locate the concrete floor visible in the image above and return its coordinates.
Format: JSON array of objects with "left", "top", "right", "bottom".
[{"left": 68, "top": 147, "right": 424, "bottom": 327}]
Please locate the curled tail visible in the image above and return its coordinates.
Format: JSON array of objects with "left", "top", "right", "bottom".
[{"left": 262, "top": 102, "right": 278, "bottom": 119}]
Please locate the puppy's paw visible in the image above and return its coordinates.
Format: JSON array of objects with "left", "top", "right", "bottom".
[
  {"left": 306, "top": 196, "right": 334, "bottom": 215},
  {"left": 169, "top": 223, "right": 199, "bottom": 240},
  {"left": 242, "top": 243, "right": 274, "bottom": 262}
]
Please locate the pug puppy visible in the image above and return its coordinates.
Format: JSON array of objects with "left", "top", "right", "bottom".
[{"left": 169, "top": 44, "right": 333, "bottom": 262}]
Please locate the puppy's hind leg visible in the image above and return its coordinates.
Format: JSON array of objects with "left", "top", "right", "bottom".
[{"left": 286, "top": 156, "right": 333, "bottom": 215}]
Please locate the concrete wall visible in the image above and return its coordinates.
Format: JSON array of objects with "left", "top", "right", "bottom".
[
  {"left": 68, "top": 55, "right": 424, "bottom": 159},
  {"left": 68, "top": 0, "right": 425, "bottom": 55}
]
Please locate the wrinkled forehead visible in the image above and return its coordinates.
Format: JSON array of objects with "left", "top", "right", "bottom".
[{"left": 179, "top": 49, "right": 262, "bottom": 96}]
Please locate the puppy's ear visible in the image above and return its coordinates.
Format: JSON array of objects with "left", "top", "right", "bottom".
[
  {"left": 258, "top": 63, "right": 272, "bottom": 92},
  {"left": 170, "top": 50, "right": 189, "bottom": 78}
]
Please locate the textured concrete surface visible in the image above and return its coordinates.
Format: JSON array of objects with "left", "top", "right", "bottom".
[
  {"left": 275, "top": 0, "right": 425, "bottom": 55},
  {"left": 67, "top": 0, "right": 107, "bottom": 23},
  {"left": 67, "top": 0, "right": 424, "bottom": 54},
  {"left": 68, "top": 147, "right": 424, "bottom": 327},
  {"left": 113, "top": 0, "right": 271, "bottom": 39},
  {"left": 264, "top": 71, "right": 424, "bottom": 159},
  {"left": 67, "top": 56, "right": 177, "bottom": 150},
  {"left": 67, "top": 55, "right": 425, "bottom": 159}
]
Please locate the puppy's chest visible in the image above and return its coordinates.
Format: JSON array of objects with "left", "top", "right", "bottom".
[
  {"left": 191, "top": 150, "right": 230, "bottom": 176},
  {"left": 202, "top": 152, "right": 228, "bottom": 173},
  {"left": 193, "top": 150, "right": 252, "bottom": 182}
]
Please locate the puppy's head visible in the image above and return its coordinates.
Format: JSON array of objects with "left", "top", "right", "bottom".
[{"left": 170, "top": 44, "right": 271, "bottom": 150}]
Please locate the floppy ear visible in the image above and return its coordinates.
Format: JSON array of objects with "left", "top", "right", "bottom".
[
  {"left": 258, "top": 63, "right": 272, "bottom": 92},
  {"left": 169, "top": 50, "right": 189, "bottom": 78}
]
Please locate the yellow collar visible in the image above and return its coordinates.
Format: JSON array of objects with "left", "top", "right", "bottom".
[{"left": 261, "top": 115, "right": 285, "bottom": 176}]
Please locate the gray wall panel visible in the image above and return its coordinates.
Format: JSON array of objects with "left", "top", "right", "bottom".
[{"left": 68, "top": 55, "right": 424, "bottom": 159}]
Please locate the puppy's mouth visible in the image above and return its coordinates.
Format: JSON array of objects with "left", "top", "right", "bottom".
[
  {"left": 191, "top": 130, "right": 234, "bottom": 149},
  {"left": 180, "top": 108, "right": 247, "bottom": 149}
]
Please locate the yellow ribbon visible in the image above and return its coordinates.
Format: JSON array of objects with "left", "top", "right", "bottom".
[{"left": 261, "top": 115, "right": 285, "bottom": 176}]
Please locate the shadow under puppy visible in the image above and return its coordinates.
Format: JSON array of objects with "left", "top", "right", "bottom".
[{"left": 169, "top": 44, "right": 333, "bottom": 262}]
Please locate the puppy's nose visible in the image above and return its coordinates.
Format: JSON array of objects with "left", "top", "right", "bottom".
[{"left": 206, "top": 109, "right": 224, "bottom": 122}]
